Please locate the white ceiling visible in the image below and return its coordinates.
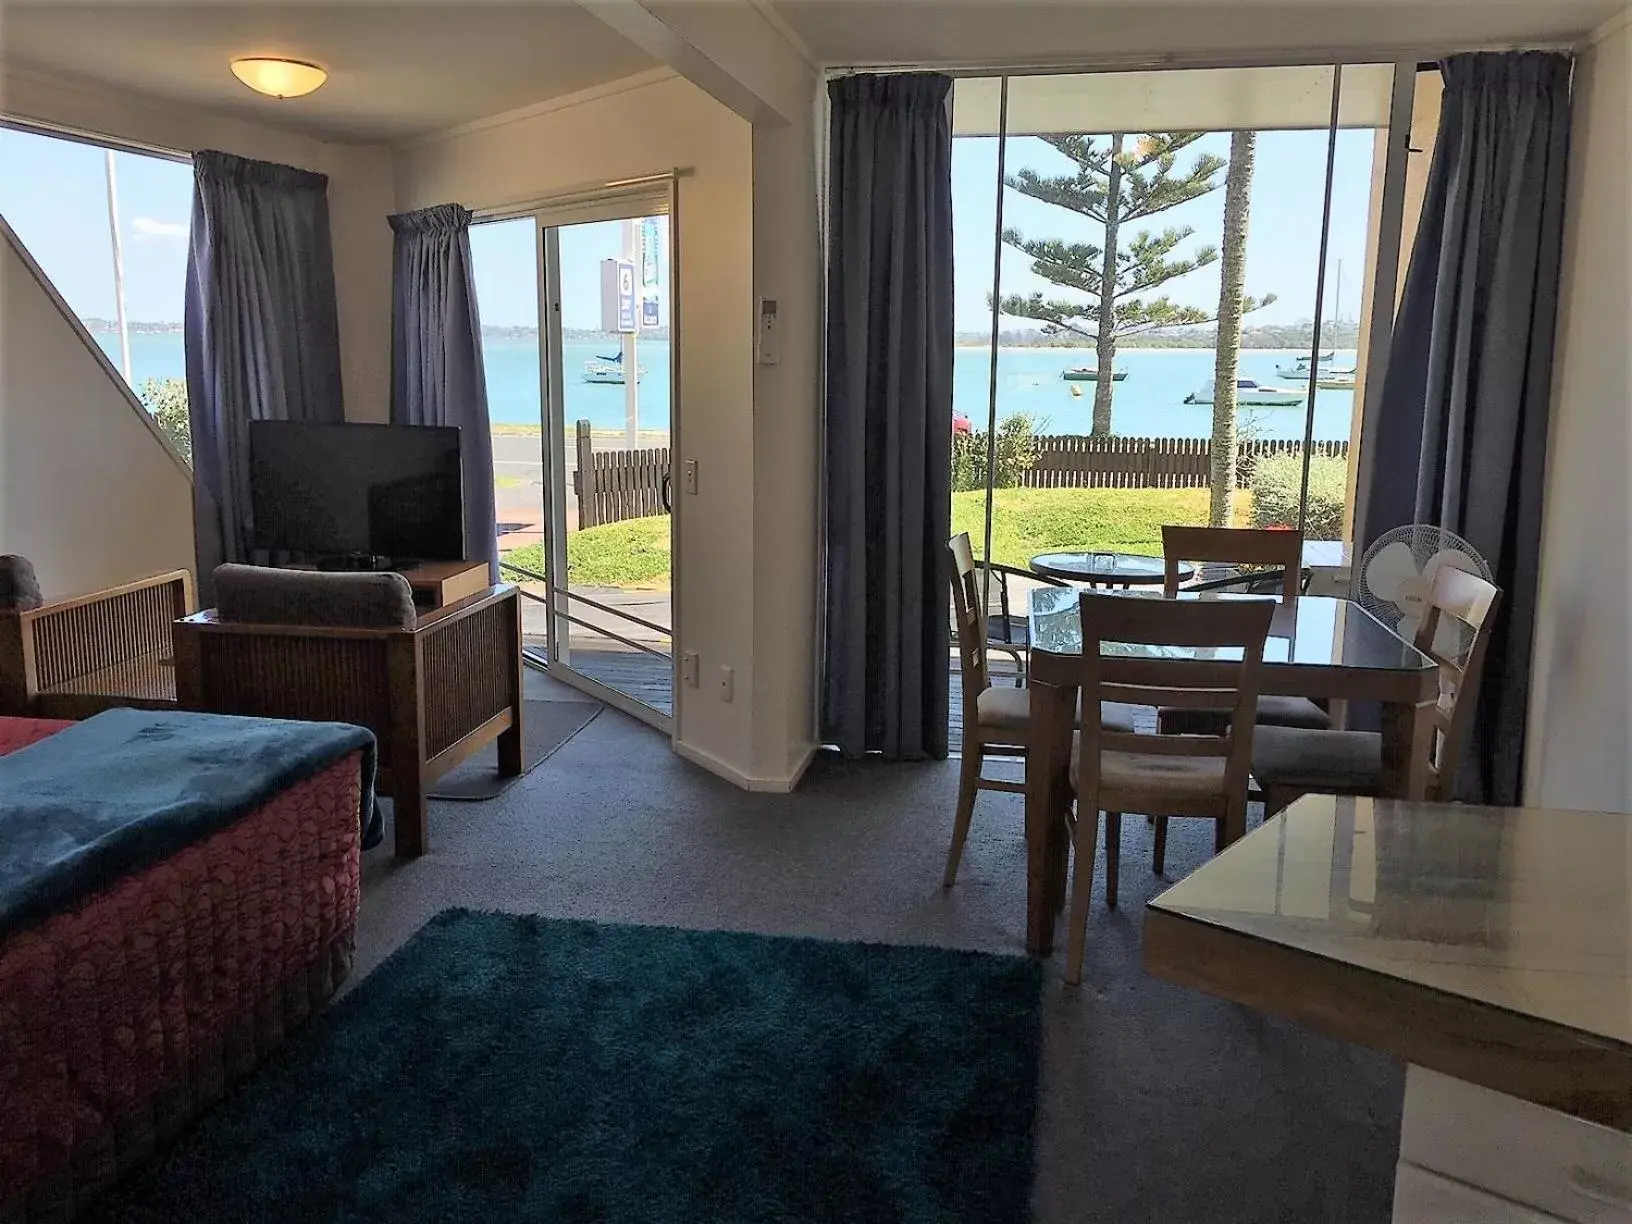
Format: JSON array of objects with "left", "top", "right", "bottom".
[
  {"left": 0, "top": 2, "right": 659, "bottom": 143},
  {"left": 772, "top": 0, "right": 1623, "bottom": 68}
]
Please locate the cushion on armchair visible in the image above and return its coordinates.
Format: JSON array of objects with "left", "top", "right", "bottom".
[
  {"left": 0, "top": 556, "right": 43, "bottom": 612},
  {"left": 214, "top": 564, "right": 416, "bottom": 630}
]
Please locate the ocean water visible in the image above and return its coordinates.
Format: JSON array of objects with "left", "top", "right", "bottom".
[{"left": 95, "top": 331, "right": 1355, "bottom": 442}]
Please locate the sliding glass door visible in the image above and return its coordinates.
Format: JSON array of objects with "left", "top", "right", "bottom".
[
  {"left": 946, "top": 64, "right": 1417, "bottom": 747},
  {"left": 472, "top": 188, "right": 677, "bottom": 732}
]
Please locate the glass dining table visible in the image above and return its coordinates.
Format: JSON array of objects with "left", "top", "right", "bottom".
[{"left": 1021, "top": 586, "right": 1442, "bottom": 956}]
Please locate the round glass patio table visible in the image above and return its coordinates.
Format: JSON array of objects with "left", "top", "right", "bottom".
[{"left": 1028, "top": 551, "right": 1192, "bottom": 588}]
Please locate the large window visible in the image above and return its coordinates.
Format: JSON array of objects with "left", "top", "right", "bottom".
[
  {"left": 951, "top": 65, "right": 1407, "bottom": 575},
  {"left": 0, "top": 122, "right": 193, "bottom": 458}
]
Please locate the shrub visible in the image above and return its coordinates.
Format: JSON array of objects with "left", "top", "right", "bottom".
[
  {"left": 951, "top": 412, "right": 1040, "bottom": 492},
  {"left": 1249, "top": 453, "right": 1348, "bottom": 539},
  {"left": 138, "top": 376, "right": 192, "bottom": 465}
]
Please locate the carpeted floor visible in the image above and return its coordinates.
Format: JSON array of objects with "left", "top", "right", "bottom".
[
  {"left": 347, "top": 669, "right": 1402, "bottom": 1224},
  {"left": 89, "top": 910, "right": 1044, "bottom": 1223}
]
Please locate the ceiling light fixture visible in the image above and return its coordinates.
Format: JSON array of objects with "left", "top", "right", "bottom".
[{"left": 231, "top": 57, "right": 327, "bottom": 100}]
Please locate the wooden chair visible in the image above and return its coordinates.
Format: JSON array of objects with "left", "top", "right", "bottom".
[
  {"left": 1158, "top": 524, "right": 1330, "bottom": 740},
  {"left": 1253, "top": 565, "right": 1501, "bottom": 812},
  {"left": 0, "top": 569, "right": 194, "bottom": 718},
  {"left": 174, "top": 569, "right": 524, "bottom": 858},
  {"left": 1064, "top": 591, "right": 1273, "bottom": 985},
  {"left": 943, "top": 533, "right": 1136, "bottom": 888}
]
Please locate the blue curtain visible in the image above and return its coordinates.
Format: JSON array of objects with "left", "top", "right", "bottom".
[
  {"left": 184, "top": 151, "right": 344, "bottom": 603},
  {"left": 1359, "top": 53, "right": 1573, "bottom": 803},
  {"left": 822, "top": 74, "right": 955, "bottom": 760},
  {"left": 389, "top": 204, "right": 497, "bottom": 582}
]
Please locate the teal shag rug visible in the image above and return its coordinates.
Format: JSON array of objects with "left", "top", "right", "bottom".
[{"left": 89, "top": 910, "right": 1044, "bottom": 1223}]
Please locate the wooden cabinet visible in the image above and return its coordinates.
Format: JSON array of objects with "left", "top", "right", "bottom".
[{"left": 398, "top": 561, "right": 489, "bottom": 612}]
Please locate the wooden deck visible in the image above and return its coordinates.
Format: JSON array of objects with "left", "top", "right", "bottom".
[{"left": 523, "top": 636, "right": 673, "bottom": 715}]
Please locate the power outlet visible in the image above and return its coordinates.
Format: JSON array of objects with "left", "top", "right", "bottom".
[
  {"left": 683, "top": 458, "right": 699, "bottom": 495},
  {"left": 717, "top": 665, "right": 734, "bottom": 702},
  {"left": 681, "top": 651, "right": 700, "bottom": 688}
]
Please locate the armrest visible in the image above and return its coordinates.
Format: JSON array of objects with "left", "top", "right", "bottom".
[
  {"left": 412, "top": 584, "right": 518, "bottom": 636},
  {"left": 21, "top": 569, "right": 195, "bottom": 691}
]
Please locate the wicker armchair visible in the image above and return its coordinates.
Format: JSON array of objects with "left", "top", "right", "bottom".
[
  {"left": 0, "top": 568, "right": 194, "bottom": 718},
  {"left": 173, "top": 567, "right": 524, "bottom": 858}
]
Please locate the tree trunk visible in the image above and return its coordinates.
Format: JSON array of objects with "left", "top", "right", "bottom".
[
  {"left": 1092, "top": 134, "right": 1124, "bottom": 437},
  {"left": 1209, "top": 130, "right": 1257, "bottom": 526}
]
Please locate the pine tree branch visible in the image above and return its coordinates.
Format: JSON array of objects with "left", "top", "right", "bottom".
[
  {"left": 1001, "top": 230, "right": 1106, "bottom": 297},
  {"left": 995, "top": 292, "right": 1101, "bottom": 339},
  {"left": 1006, "top": 167, "right": 1109, "bottom": 223}
]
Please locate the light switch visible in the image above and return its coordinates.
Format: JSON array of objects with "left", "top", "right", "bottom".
[
  {"left": 683, "top": 458, "right": 698, "bottom": 494},
  {"left": 757, "top": 299, "right": 780, "bottom": 366}
]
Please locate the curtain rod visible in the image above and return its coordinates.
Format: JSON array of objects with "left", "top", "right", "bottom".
[
  {"left": 823, "top": 38, "right": 1575, "bottom": 80},
  {"left": 471, "top": 169, "right": 690, "bottom": 222}
]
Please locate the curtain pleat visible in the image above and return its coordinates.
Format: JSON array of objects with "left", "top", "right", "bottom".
[
  {"left": 388, "top": 204, "right": 498, "bottom": 582},
  {"left": 1359, "top": 52, "right": 1573, "bottom": 803},
  {"left": 822, "top": 73, "right": 954, "bottom": 760},
  {"left": 184, "top": 151, "right": 345, "bottom": 603}
]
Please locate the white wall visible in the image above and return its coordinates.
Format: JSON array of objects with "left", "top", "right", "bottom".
[
  {"left": 396, "top": 73, "right": 767, "bottom": 782},
  {"left": 0, "top": 225, "right": 194, "bottom": 596},
  {"left": 750, "top": 99, "right": 821, "bottom": 782},
  {"left": 0, "top": 67, "right": 395, "bottom": 421},
  {"left": 1525, "top": 15, "right": 1632, "bottom": 812}
]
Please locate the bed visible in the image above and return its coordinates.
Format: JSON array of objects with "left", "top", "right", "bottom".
[{"left": 0, "top": 710, "right": 375, "bottom": 1223}]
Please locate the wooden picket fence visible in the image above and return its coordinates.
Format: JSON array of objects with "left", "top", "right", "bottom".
[
  {"left": 570, "top": 428, "right": 1350, "bottom": 529},
  {"left": 573, "top": 420, "right": 671, "bottom": 528},
  {"left": 1024, "top": 436, "right": 1349, "bottom": 490}
]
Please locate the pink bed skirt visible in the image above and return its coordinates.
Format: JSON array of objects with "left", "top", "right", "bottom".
[{"left": 0, "top": 718, "right": 364, "bottom": 1221}]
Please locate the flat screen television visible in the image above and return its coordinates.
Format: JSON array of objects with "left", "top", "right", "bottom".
[{"left": 249, "top": 421, "right": 465, "bottom": 564}]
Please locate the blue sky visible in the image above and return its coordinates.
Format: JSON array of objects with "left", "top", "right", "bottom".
[
  {"left": 0, "top": 121, "right": 1368, "bottom": 336},
  {"left": 0, "top": 125, "right": 193, "bottom": 323},
  {"left": 959, "top": 127, "right": 1377, "bottom": 334},
  {"left": 468, "top": 215, "right": 670, "bottom": 331}
]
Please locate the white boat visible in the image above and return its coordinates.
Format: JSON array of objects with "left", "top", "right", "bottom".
[
  {"left": 1276, "top": 353, "right": 1357, "bottom": 384},
  {"left": 1184, "top": 378, "right": 1306, "bottom": 407},
  {"left": 582, "top": 353, "right": 646, "bottom": 385}
]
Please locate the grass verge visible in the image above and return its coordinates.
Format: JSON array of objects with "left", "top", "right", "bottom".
[{"left": 499, "top": 487, "right": 1252, "bottom": 590}]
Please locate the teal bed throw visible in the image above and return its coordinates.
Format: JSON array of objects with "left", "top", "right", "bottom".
[{"left": 0, "top": 709, "right": 375, "bottom": 939}]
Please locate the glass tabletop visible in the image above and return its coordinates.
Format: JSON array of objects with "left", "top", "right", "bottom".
[
  {"left": 1151, "top": 795, "right": 1632, "bottom": 1050},
  {"left": 1029, "top": 551, "right": 1184, "bottom": 584},
  {"left": 1028, "top": 586, "right": 1438, "bottom": 674}
]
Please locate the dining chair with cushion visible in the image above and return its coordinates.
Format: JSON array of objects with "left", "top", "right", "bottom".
[
  {"left": 1064, "top": 591, "right": 1274, "bottom": 985},
  {"left": 943, "top": 533, "right": 1138, "bottom": 888},
  {"left": 1252, "top": 565, "right": 1501, "bottom": 813},
  {"left": 1157, "top": 524, "right": 1330, "bottom": 739},
  {"left": 1246, "top": 571, "right": 1501, "bottom": 819}
]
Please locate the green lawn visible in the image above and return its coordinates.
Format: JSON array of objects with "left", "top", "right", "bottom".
[
  {"left": 500, "top": 487, "right": 1248, "bottom": 589},
  {"left": 502, "top": 518, "right": 672, "bottom": 589},
  {"left": 953, "top": 486, "right": 1249, "bottom": 568}
]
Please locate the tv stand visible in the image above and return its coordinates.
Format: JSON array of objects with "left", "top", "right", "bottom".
[
  {"left": 273, "top": 559, "right": 488, "bottom": 613},
  {"left": 395, "top": 560, "right": 490, "bottom": 611}
]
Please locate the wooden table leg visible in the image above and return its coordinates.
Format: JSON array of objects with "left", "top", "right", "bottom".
[
  {"left": 1381, "top": 699, "right": 1435, "bottom": 800},
  {"left": 1025, "top": 674, "right": 1073, "bottom": 955}
]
